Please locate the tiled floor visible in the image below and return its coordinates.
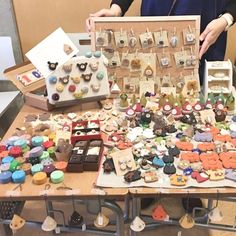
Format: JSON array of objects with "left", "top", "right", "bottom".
[{"left": 6, "top": 197, "right": 236, "bottom": 236}]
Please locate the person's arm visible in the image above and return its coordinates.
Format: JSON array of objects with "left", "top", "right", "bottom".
[
  {"left": 110, "top": 0, "right": 134, "bottom": 16},
  {"left": 199, "top": 1, "right": 235, "bottom": 59},
  {"left": 224, "top": 0, "right": 236, "bottom": 23},
  {"left": 86, "top": 0, "right": 134, "bottom": 32}
]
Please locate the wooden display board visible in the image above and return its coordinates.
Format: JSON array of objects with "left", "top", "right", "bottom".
[{"left": 90, "top": 16, "right": 201, "bottom": 98}]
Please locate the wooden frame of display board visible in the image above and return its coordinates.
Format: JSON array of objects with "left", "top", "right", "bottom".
[{"left": 90, "top": 16, "right": 201, "bottom": 98}]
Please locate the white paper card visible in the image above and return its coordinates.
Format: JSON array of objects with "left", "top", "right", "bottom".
[{"left": 25, "top": 28, "right": 79, "bottom": 78}]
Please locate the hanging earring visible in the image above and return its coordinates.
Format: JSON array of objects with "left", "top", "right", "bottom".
[
  {"left": 96, "top": 28, "right": 105, "bottom": 46},
  {"left": 170, "top": 27, "right": 178, "bottom": 48},
  {"left": 185, "top": 25, "right": 196, "bottom": 44},
  {"left": 179, "top": 192, "right": 195, "bottom": 229},
  {"left": 10, "top": 214, "right": 26, "bottom": 234},
  {"left": 68, "top": 195, "right": 84, "bottom": 227},
  {"left": 121, "top": 50, "right": 130, "bottom": 68},
  {"left": 152, "top": 192, "right": 169, "bottom": 221},
  {"left": 128, "top": 28, "right": 137, "bottom": 48},
  {"left": 94, "top": 195, "right": 109, "bottom": 228},
  {"left": 208, "top": 190, "right": 223, "bottom": 222}
]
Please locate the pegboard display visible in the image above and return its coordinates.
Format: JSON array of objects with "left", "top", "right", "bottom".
[
  {"left": 90, "top": 16, "right": 201, "bottom": 98},
  {"left": 45, "top": 53, "right": 110, "bottom": 105}
]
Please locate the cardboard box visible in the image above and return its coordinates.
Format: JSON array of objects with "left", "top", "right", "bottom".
[{"left": 4, "top": 61, "right": 54, "bottom": 111}]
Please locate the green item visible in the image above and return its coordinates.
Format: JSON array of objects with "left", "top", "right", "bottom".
[
  {"left": 168, "top": 92, "right": 175, "bottom": 106},
  {"left": 119, "top": 93, "right": 129, "bottom": 108},
  {"left": 130, "top": 94, "right": 137, "bottom": 107},
  {"left": 225, "top": 92, "right": 235, "bottom": 111},
  {"left": 140, "top": 93, "right": 147, "bottom": 107},
  {"left": 47, "top": 147, "right": 56, "bottom": 158},
  {"left": 218, "top": 92, "right": 226, "bottom": 105},
  {"left": 50, "top": 170, "right": 64, "bottom": 184},
  {"left": 9, "top": 160, "right": 21, "bottom": 172},
  {"left": 208, "top": 92, "right": 216, "bottom": 105},
  {"left": 39, "top": 151, "right": 50, "bottom": 161}
]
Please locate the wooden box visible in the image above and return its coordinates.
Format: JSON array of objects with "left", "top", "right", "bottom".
[{"left": 4, "top": 61, "right": 54, "bottom": 111}]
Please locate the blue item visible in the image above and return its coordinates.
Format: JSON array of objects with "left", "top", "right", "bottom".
[
  {"left": 2, "top": 156, "right": 14, "bottom": 164},
  {"left": 0, "top": 171, "right": 12, "bottom": 184},
  {"left": 12, "top": 170, "right": 26, "bottom": 183},
  {"left": 31, "top": 163, "right": 44, "bottom": 175},
  {"left": 32, "top": 136, "right": 44, "bottom": 146},
  {"left": 152, "top": 156, "right": 165, "bottom": 168}
]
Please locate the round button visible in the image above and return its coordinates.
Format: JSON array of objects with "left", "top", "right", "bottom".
[
  {"left": 12, "top": 170, "right": 26, "bottom": 183},
  {"left": 43, "top": 141, "right": 54, "bottom": 149},
  {"left": 94, "top": 51, "right": 102, "bottom": 58},
  {"left": 7, "top": 136, "right": 20, "bottom": 146},
  {"left": 0, "top": 171, "right": 12, "bottom": 184},
  {"left": 30, "top": 146, "right": 44, "bottom": 157},
  {"left": 14, "top": 139, "right": 27, "bottom": 149},
  {"left": 33, "top": 172, "right": 47, "bottom": 185},
  {"left": 85, "top": 51, "right": 93, "bottom": 58},
  {"left": 31, "top": 163, "right": 44, "bottom": 175},
  {"left": 9, "top": 160, "right": 21, "bottom": 172},
  {"left": 39, "top": 151, "right": 50, "bottom": 161},
  {"left": 9, "top": 146, "right": 22, "bottom": 157},
  {"left": 2, "top": 156, "right": 14, "bottom": 164},
  {"left": 54, "top": 162, "right": 68, "bottom": 172},
  {"left": 0, "top": 163, "right": 11, "bottom": 172},
  {"left": 21, "top": 163, "right": 32, "bottom": 175},
  {"left": 48, "top": 76, "right": 57, "bottom": 84},
  {"left": 32, "top": 136, "right": 44, "bottom": 147},
  {"left": 56, "top": 84, "right": 64, "bottom": 92},
  {"left": 52, "top": 93, "right": 60, "bottom": 101},
  {"left": 43, "top": 164, "right": 56, "bottom": 177},
  {"left": 96, "top": 71, "right": 104, "bottom": 80},
  {"left": 50, "top": 170, "right": 64, "bottom": 184},
  {"left": 69, "top": 85, "right": 76, "bottom": 92},
  {"left": 81, "top": 86, "right": 89, "bottom": 94}
]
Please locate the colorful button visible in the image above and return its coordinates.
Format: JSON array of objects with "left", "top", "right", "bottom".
[
  {"left": 50, "top": 170, "right": 64, "bottom": 184},
  {"left": 54, "top": 162, "right": 68, "bottom": 172},
  {"left": 0, "top": 163, "right": 11, "bottom": 172},
  {"left": 39, "top": 151, "right": 50, "bottom": 161},
  {"left": 56, "top": 84, "right": 64, "bottom": 92},
  {"left": 85, "top": 51, "right": 93, "bottom": 58},
  {"left": 14, "top": 139, "right": 27, "bottom": 149},
  {"left": 9, "top": 160, "right": 21, "bottom": 172},
  {"left": 21, "top": 163, "right": 32, "bottom": 175},
  {"left": 30, "top": 146, "right": 44, "bottom": 158},
  {"left": 32, "top": 172, "right": 47, "bottom": 185},
  {"left": 52, "top": 93, "right": 60, "bottom": 101},
  {"left": 32, "top": 136, "right": 44, "bottom": 147},
  {"left": 96, "top": 71, "right": 104, "bottom": 80},
  {"left": 7, "top": 136, "right": 20, "bottom": 146},
  {"left": 43, "top": 141, "right": 54, "bottom": 149},
  {"left": 2, "top": 156, "right": 14, "bottom": 164},
  {"left": 43, "top": 164, "right": 56, "bottom": 177},
  {"left": 0, "top": 150, "right": 9, "bottom": 159},
  {"left": 47, "top": 147, "right": 56, "bottom": 158},
  {"left": 0, "top": 145, "right": 7, "bottom": 152},
  {"left": 69, "top": 85, "right": 76, "bottom": 93},
  {"left": 15, "top": 156, "right": 26, "bottom": 164},
  {"left": 12, "top": 170, "right": 26, "bottom": 183},
  {"left": 48, "top": 75, "right": 57, "bottom": 84},
  {"left": 41, "top": 158, "right": 54, "bottom": 166},
  {"left": 94, "top": 51, "right": 102, "bottom": 58},
  {"left": 31, "top": 163, "right": 44, "bottom": 175},
  {"left": 9, "top": 146, "right": 22, "bottom": 157},
  {"left": 0, "top": 171, "right": 12, "bottom": 184}
]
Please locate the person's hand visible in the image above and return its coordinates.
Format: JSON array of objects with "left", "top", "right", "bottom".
[
  {"left": 86, "top": 4, "right": 122, "bottom": 32},
  {"left": 199, "top": 17, "right": 228, "bottom": 59}
]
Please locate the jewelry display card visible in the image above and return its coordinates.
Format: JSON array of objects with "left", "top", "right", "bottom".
[{"left": 26, "top": 27, "right": 79, "bottom": 78}]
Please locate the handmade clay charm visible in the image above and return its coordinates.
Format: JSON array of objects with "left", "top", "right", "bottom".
[
  {"left": 48, "top": 61, "right": 58, "bottom": 71},
  {"left": 179, "top": 214, "right": 195, "bottom": 229},
  {"left": 130, "top": 216, "right": 145, "bottom": 232},
  {"left": 152, "top": 204, "right": 169, "bottom": 221}
]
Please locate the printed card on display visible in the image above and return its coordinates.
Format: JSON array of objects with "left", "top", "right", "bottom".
[
  {"left": 25, "top": 28, "right": 79, "bottom": 78},
  {"left": 139, "top": 80, "right": 155, "bottom": 97}
]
